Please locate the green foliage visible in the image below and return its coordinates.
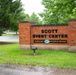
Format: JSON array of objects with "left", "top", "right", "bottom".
[
  {"left": 0, "top": 0, "right": 11, "bottom": 28},
  {"left": 0, "top": 44, "right": 76, "bottom": 69},
  {"left": 29, "top": 12, "right": 42, "bottom": 24},
  {"left": 24, "top": 14, "right": 30, "bottom": 21},
  {"left": 25, "top": 12, "right": 42, "bottom": 24},
  {"left": 40, "top": 0, "right": 76, "bottom": 24},
  {"left": 0, "top": 0, "right": 25, "bottom": 34}
]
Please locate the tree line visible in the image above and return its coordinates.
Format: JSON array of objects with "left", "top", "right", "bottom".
[
  {"left": 0, "top": 0, "right": 41, "bottom": 36},
  {"left": 0, "top": 0, "right": 76, "bottom": 36},
  {"left": 40, "top": 0, "right": 76, "bottom": 24}
]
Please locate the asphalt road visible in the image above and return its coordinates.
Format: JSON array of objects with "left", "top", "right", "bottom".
[
  {"left": 0, "top": 35, "right": 19, "bottom": 42},
  {"left": 0, "top": 64, "right": 76, "bottom": 75}
]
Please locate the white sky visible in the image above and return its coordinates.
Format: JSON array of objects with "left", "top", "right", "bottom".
[{"left": 21, "top": 0, "right": 44, "bottom": 15}]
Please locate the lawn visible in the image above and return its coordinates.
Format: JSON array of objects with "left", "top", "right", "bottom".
[
  {"left": 2, "top": 34, "right": 13, "bottom": 36},
  {"left": 0, "top": 44, "right": 76, "bottom": 69}
]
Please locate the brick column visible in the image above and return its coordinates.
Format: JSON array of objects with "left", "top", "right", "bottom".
[
  {"left": 19, "top": 21, "right": 31, "bottom": 50},
  {"left": 68, "top": 19, "right": 76, "bottom": 52}
]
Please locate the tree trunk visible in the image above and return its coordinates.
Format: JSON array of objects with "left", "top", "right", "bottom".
[
  {"left": 16, "top": 31, "right": 18, "bottom": 35},
  {"left": 0, "top": 28, "right": 3, "bottom": 36}
]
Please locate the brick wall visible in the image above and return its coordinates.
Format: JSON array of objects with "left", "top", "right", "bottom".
[
  {"left": 68, "top": 19, "right": 76, "bottom": 46},
  {"left": 19, "top": 21, "right": 31, "bottom": 45},
  {"left": 31, "top": 25, "right": 68, "bottom": 45},
  {"left": 19, "top": 19, "right": 76, "bottom": 51}
]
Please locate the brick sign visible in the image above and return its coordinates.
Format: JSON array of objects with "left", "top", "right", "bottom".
[
  {"left": 33, "top": 29, "right": 68, "bottom": 44},
  {"left": 19, "top": 19, "right": 76, "bottom": 52}
]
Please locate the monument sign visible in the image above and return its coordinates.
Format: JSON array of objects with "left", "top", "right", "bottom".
[{"left": 19, "top": 19, "right": 76, "bottom": 52}]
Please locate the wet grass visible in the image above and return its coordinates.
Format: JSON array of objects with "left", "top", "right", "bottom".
[{"left": 0, "top": 44, "right": 76, "bottom": 69}]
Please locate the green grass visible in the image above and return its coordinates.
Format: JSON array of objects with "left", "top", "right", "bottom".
[
  {"left": 0, "top": 44, "right": 76, "bottom": 69},
  {"left": 2, "top": 34, "right": 13, "bottom": 36}
]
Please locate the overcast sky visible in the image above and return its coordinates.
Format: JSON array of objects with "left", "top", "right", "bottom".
[{"left": 21, "top": 0, "right": 44, "bottom": 15}]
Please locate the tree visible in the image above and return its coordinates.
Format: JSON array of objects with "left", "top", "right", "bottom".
[
  {"left": 24, "top": 14, "right": 30, "bottom": 21},
  {"left": 29, "top": 12, "right": 41, "bottom": 24},
  {"left": 40, "top": 0, "right": 76, "bottom": 24},
  {"left": 0, "top": 0, "right": 24, "bottom": 35}
]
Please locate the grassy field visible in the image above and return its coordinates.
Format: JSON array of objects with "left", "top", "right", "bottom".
[
  {"left": 0, "top": 44, "right": 76, "bottom": 69},
  {"left": 2, "top": 34, "right": 16, "bottom": 36}
]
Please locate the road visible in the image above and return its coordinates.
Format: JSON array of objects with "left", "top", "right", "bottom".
[
  {"left": 0, "top": 64, "right": 76, "bottom": 75},
  {"left": 0, "top": 35, "right": 19, "bottom": 42}
]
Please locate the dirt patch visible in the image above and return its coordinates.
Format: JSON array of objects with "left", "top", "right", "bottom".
[
  {"left": 0, "top": 42, "right": 16, "bottom": 45},
  {"left": 22, "top": 53, "right": 41, "bottom": 56}
]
